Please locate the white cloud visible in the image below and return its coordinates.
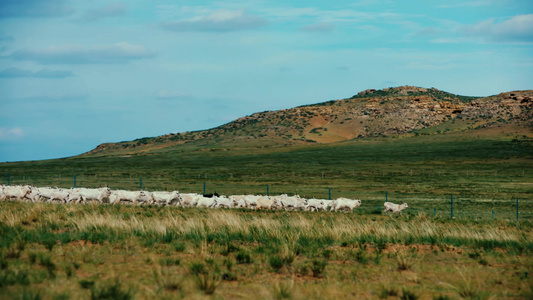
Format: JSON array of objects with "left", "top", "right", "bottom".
[
  {"left": 0, "top": 127, "right": 25, "bottom": 140},
  {"left": 161, "top": 9, "right": 268, "bottom": 32},
  {"left": 429, "top": 14, "right": 533, "bottom": 44},
  {"left": 10, "top": 42, "right": 155, "bottom": 64},
  {"left": 463, "top": 14, "right": 533, "bottom": 43}
]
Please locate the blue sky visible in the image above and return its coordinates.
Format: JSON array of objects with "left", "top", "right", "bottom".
[{"left": 1, "top": 0, "right": 532, "bottom": 162}]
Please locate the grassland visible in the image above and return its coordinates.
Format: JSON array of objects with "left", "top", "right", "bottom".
[
  {"left": 1, "top": 130, "right": 531, "bottom": 220},
  {"left": 0, "top": 201, "right": 531, "bottom": 299}
]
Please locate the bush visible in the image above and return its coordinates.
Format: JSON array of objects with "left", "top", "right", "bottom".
[
  {"left": 395, "top": 251, "right": 415, "bottom": 271},
  {"left": 269, "top": 255, "right": 285, "bottom": 273},
  {"left": 195, "top": 271, "right": 220, "bottom": 295},
  {"left": 0, "top": 254, "right": 7, "bottom": 270},
  {"left": 433, "top": 295, "right": 451, "bottom": 300},
  {"left": 378, "top": 283, "right": 399, "bottom": 299},
  {"left": 311, "top": 259, "right": 327, "bottom": 277},
  {"left": 189, "top": 262, "right": 206, "bottom": 276},
  {"left": 28, "top": 252, "right": 37, "bottom": 265},
  {"left": 153, "top": 268, "right": 182, "bottom": 292},
  {"left": 0, "top": 269, "right": 30, "bottom": 287},
  {"left": 90, "top": 278, "right": 133, "bottom": 300},
  {"left": 354, "top": 249, "right": 369, "bottom": 264},
  {"left": 79, "top": 279, "right": 95, "bottom": 289},
  {"left": 272, "top": 280, "right": 294, "bottom": 300},
  {"left": 401, "top": 288, "right": 419, "bottom": 300},
  {"left": 173, "top": 242, "right": 186, "bottom": 252},
  {"left": 38, "top": 253, "right": 56, "bottom": 279},
  {"left": 21, "top": 289, "right": 42, "bottom": 300}
]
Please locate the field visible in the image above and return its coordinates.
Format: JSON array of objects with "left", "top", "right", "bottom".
[
  {"left": 2, "top": 130, "right": 532, "bottom": 205},
  {"left": 1, "top": 128, "right": 532, "bottom": 299},
  {"left": 0, "top": 201, "right": 532, "bottom": 299}
]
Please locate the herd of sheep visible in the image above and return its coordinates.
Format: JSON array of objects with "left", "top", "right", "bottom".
[{"left": 0, "top": 185, "right": 409, "bottom": 214}]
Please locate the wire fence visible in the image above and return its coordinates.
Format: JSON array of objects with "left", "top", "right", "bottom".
[{"left": 2, "top": 173, "right": 531, "bottom": 221}]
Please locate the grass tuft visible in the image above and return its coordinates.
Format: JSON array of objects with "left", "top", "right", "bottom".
[
  {"left": 272, "top": 279, "right": 294, "bottom": 300},
  {"left": 310, "top": 259, "right": 327, "bottom": 278},
  {"left": 395, "top": 251, "right": 415, "bottom": 271},
  {"left": 90, "top": 278, "right": 133, "bottom": 300}
]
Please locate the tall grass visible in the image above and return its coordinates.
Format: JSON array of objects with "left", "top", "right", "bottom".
[
  {"left": 0, "top": 202, "right": 531, "bottom": 254},
  {"left": 0, "top": 201, "right": 530, "bottom": 299}
]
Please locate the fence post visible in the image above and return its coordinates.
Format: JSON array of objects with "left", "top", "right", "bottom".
[
  {"left": 492, "top": 210, "right": 494, "bottom": 219},
  {"left": 267, "top": 185, "right": 269, "bottom": 196},
  {"left": 451, "top": 194, "right": 454, "bottom": 218},
  {"left": 516, "top": 198, "right": 518, "bottom": 221},
  {"left": 378, "top": 205, "right": 380, "bottom": 213},
  {"left": 139, "top": 178, "right": 142, "bottom": 190},
  {"left": 74, "top": 175, "right": 76, "bottom": 188},
  {"left": 7, "top": 172, "right": 10, "bottom": 186},
  {"left": 328, "top": 188, "right": 331, "bottom": 200},
  {"left": 203, "top": 182, "right": 206, "bottom": 196},
  {"left": 386, "top": 190, "right": 388, "bottom": 202}
]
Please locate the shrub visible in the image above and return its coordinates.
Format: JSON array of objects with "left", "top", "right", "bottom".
[
  {"left": 220, "top": 243, "right": 240, "bottom": 256},
  {"left": 0, "top": 254, "right": 7, "bottom": 270},
  {"left": 21, "top": 289, "right": 42, "bottom": 300},
  {"left": 79, "top": 280, "right": 95, "bottom": 289},
  {"left": 0, "top": 269, "right": 30, "bottom": 287},
  {"left": 90, "top": 278, "right": 133, "bottom": 300},
  {"left": 272, "top": 279, "right": 294, "bottom": 300},
  {"left": 236, "top": 250, "right": 252, "bottom": 264},
  {"left": 28, "top": 252, "right": 37, "bottom": 265},
  {"left": 65, "top": 265, "right": 73, "bottom": 278},
  {"left": 173, "top": 242, "right": 186, "bottom": 252},
  {"left": 38, "top": 253, "right": 56, "bottom": 279},
  {"left": 322, "top": 249, "right": 333, "bottom": 260},
  {"left": 296, "top": 264, "right": 309, "bottom": 276},
  {"left": 401, "top": 288, "right": 419, "bottom": 300},
  {"left": 311, "top": 259, "right": 327, "bottom": 278},
  {"left": 195, "top": 271, "right": 220, "bottom": 295},
  {"left": 269, "top": 255, "right": 285, "bottom": 273},
  {"left": 41, "top": 237, "right": 56, "bottom": 252},
  {"left": 378, "top": 283, "right": 399, "bottom": 299},
  {"left": 433, "top": 295, "right": 451, "bottom": 300},
  {"left": 189, "top": 262, "right": 206, "bottom": 276},
  {"left": 395, "top": 251, "right": 415, "bottom": 271},
  {"left": 221, "top": 271, "right": 237, "bottom": 281},
  {"left": 354, "top": 249, "right": 369, "bottom": 264},
  {"left": 153, "top": 268, "right": 182, "bottom": 292}
]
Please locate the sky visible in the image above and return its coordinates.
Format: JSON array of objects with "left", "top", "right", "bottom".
[{"left": 0, "top": 0, "right": 532, "bottom": 162}]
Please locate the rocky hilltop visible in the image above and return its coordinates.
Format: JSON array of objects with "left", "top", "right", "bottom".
[{"left": 87, "top": 86, "right": 532, "bottom": 155}]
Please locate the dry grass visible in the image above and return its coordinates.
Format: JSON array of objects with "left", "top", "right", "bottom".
[{"left": 0, "top": 201, "right": 531, "bottom": 299}]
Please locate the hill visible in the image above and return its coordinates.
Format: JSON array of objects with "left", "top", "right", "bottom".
[
  {"left": 1, "top": 86, "right": 531, "bottom": 204},
  {"left": 86, "top": 86, "right": 532, "bottom": 156}
]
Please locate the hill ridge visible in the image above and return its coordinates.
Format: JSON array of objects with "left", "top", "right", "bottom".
[{"left": 86, "top": 86, "right": 532, "bottom": 156}]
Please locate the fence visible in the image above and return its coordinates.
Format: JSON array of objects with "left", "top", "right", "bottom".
[{"left": 2, "top": 173, "right": 531, "bottom": 221}]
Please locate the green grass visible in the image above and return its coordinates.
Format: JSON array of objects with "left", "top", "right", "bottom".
[{"left": 1, "top": 134, "right": 532, "bottom": 207}]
